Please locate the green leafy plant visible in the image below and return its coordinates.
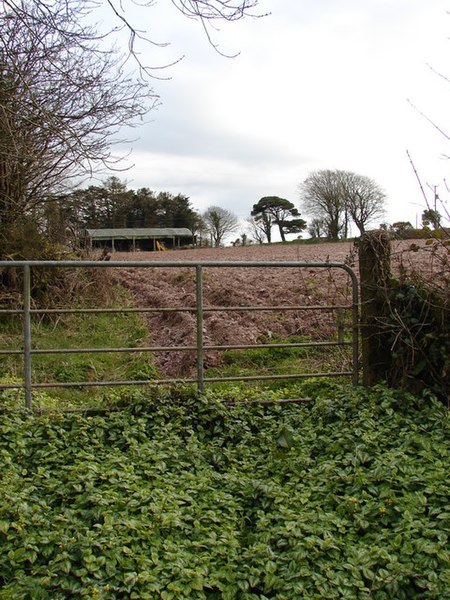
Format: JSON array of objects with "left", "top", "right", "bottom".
[
  {"left": 385, "top": 279, "right": 449, "bottom": 403},
  {"left": 0, "top": 383, "right": 448, "bottom": 598}
]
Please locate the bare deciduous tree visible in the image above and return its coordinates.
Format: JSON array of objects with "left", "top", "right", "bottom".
[
  {"left": 299, "top": 169, "right": 386, "bottom": 239},
  {"left": 308, "top": 217, "right": 327, "bottom": 239},
  {"left": 0, "top": 2, "right": 152, "bottom": 235},
  {"left": 246, "top": 216, "right": 266, "bottom": 244},
  {"left": 203, "top": 206, "right": 238, "bottom": 246},
  {"left": 342, "top": 172, "right": 386, "bottom": 235},
  {"left": 299, "top": 170, "right": 346, "bottom": 240}
]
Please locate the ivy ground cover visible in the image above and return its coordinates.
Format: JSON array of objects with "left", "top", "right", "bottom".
[{"left": 0, "top": 384, "right": 449, "bottom": 599}]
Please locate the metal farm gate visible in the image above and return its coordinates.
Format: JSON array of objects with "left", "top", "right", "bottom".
[{"left": 0, "top": 260, "right": 359, "bottom": 409}]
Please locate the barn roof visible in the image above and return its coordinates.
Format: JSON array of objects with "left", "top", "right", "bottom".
[{"left": 86, "top": 228, "right": 193, "bottom": 240}]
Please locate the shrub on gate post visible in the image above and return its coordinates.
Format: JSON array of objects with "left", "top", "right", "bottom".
[{"left": 358, "top": 231, "right": 449, "bottom": 403}]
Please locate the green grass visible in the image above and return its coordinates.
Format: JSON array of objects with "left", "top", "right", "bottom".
[
  {"left": 0, "top": 287, "right": 158, "bottom": 409},
  {"left": 204, "top": 335, "right": 353, "bottom": 393},
  {"left": 1, "top": 289, "right": 355, "bottom": 407}
]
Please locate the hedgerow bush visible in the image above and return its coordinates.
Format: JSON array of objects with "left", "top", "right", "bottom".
[{"left": 0, "top": 384, "right": 448, "bottom": 598}]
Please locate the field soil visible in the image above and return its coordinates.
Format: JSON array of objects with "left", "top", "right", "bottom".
[{"left": 112, "top": 239, "right": 444, "bottom": 376}]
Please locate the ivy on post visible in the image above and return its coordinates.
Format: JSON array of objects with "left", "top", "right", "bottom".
[{"left": 358, "top": 231, "right": 392, "bottom": 386}]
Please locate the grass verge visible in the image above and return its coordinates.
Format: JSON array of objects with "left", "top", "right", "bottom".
[
  {"left": 204, "top": 335, "right": 354, "bottom": 393},
  {"left": 0, "top": 285, "right": 158, "bottom": 410}
]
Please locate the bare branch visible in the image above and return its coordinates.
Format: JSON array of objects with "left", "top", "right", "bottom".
[
  {"left": 0, "top": 2, "right": 155, "bottom": 228},
  {"left": 406, "top": 149, "right": 431, "bottom": 206},
  {"left": 407, "top": 99, "right": 450, "bottom": 142},
  {"left": 1, "top": 0, "right": 267, "bottom": 69}
]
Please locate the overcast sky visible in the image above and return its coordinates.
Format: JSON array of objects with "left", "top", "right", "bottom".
[{"left": 108, "top": 0, "right": 449, "bottom": 236}]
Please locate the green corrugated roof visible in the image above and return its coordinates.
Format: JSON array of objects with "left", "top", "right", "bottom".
[{"left": 86, "top": 228, "right": 193, "bottom": 239}]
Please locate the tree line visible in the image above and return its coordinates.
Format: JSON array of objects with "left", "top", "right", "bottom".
[
  {"left": 202, "top": 170, "right": 388, "bottom": 247},
  {"left": 39, "top": 183, "right": 302, "bottom": 249},
  {"left": 242, "top": 170, "right": 387, "bottom": 245},
  {"left": 32, "top": 169, "right": 387, "bottom": 250},
  {"left": 44, "top": 177, "right": 203, "bottom": 244},
  {"left": 2, "top": 166, "right": 394, "bottom": 256}
]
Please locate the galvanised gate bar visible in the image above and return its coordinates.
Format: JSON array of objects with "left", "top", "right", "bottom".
[{"left": 0, "top": 260, "right": 360, "bottom": 410}]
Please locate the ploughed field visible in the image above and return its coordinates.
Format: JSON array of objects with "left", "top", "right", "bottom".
[{"left": 112, "top": 240, "right": 441, "bottom": 376}]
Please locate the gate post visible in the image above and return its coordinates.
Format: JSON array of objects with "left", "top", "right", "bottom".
[
  {"left": 195, "top": 265, "right": 204, "bottom": 393},
  {"left": 23, "top": 265, "right": 32, "bottom": 409},
  {"left": 358, "top": 231, "right": 392, "bottom": 386}
]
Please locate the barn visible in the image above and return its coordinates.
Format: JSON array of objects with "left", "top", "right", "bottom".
[{"left": 85, "top": 228, "right": 194, "bottom": 252}]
